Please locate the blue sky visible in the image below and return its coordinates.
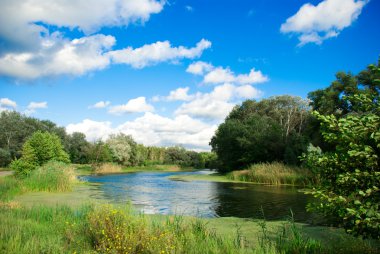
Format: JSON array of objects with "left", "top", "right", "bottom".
[{"left": 0, "top": 0, "right": 379, "bottom": 150}]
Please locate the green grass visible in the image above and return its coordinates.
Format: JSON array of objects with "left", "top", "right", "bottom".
[
  {"left": 0, "top": 204, "right": 378, "bottom": 254},
  {"left": 0, "top": 161, "right": 78, "bottom": 202},
  {"left": 227, "top": 162, "right": 316, "bottom": 186}
]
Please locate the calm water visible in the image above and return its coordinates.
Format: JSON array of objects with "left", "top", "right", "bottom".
[{"left": 83, "top": 171, "right": 313, "bottom": 222}]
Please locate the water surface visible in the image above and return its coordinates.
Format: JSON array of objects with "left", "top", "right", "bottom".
[{"left": 83, "top": 171, "right": 313, "bottom": 222}]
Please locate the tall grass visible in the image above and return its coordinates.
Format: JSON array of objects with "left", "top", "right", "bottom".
[
  {"left": 228, "top": 162, "right": 315, "bottom": 186},
  {"left": 0, "top": 204, "right": 379, "bottom": 254},
  {"left": 93, "top": 163, "right": 122, "bottom": 174},
  {"left": 23, "top": 161, "right": 77, "bottom": 192},
  {"left": 0, "top": 161, "right": 77, "bottom": 201}
]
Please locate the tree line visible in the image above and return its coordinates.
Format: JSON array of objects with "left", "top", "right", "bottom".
[{"left": 0, "top": 111, "right": 216, "bottom": 169}]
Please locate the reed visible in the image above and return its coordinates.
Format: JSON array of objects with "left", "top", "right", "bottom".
[
  {"left": 93, "top": 163, "right": 122, "bottom": 174},
  {"left": 227, "top": 162, "right": 316, "bottom": 186}
]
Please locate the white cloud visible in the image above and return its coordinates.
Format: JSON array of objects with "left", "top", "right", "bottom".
[
  {"left": 24, "top": 101, "right": 48, "bottom": 115},
  {"left": 0, "top": 98, "right": 17, "bottom": 108},
  {"left": 175, "top": 83, "right": 262, "bottom": 120},
  {"left": 154, "top": 87, "right": 195, "bottom": 102},
  {"left": 27, "top": 101, "right": 47, "bottom": 110},
  {"left": 187, "top": 61, "right": 269, "bottom": 85},
  {"left": 109, "top": 97, "right": 154, "bottom": 115},
  {"left": 280, "top": 0, "right": 368, "bottom": 46},
  {"left": 186, "top": 61, "right": 213, "bottom": 75},
  {"left": 0, "top": 34, "right": 115, "bottom": 79},
  {"left": 107, "top": 39, "right": 211, "bottom": 68},
  {"left": 0, "top": 98, "right": 17, "bottom": 112},
  {"left": 66, "top": 119, "right": 114, "bottom": 141},
  {"left": 0, "top": 1, "right": 211, "bottom": 80},
  {"left": 89, "top": 101, "right": 111, "bottom": 109},
  {"left": 0, "top": 37, "right": 211, "bottom": 80},
  {"left": 203, "top": 67, "right": 236, "bottom": 84},
  {"left": 0, "top": 0, "right": 165, "bottom": 53},
  {"left": 66, "top": 113, "right": 217, "bottom": 150}
]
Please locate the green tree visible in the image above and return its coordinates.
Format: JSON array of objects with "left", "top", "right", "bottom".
[
  {"left": 305, "top": 91, "right": 379, "bottom": 239},
  {"left": 210, "top": 96, "right": 311, "bottom": 172},
  {"left": 65, "top": 132, "right": 90, "bottom": 163},
  {"left": 10, "top": 131, "right": 70, "bottom": 176}
]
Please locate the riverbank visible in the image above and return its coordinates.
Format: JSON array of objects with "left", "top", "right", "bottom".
[
  {"left": 169, "top": 162, "right": 316, "bottom": 187},
  {"left": 75, "top": 163, "right": 194, "bottom": 175}
]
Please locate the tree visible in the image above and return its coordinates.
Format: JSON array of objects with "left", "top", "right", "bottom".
[
  {"left": 0, "top": 111, "right": 70, "bottom": 166},
  {"left": 65, "top": 132, "right": 90, "bottom": 163},
  {"left": 106, "top": 133, "right": 137, "bottom": 166},
  {"left": 210, "top": 96, "right": 311, "bottom": 172},
  {"left": 86, "top": 141, "right": 113, "bottom": 164},
  {"left": 10, "top": 131, "right": 70, "bottom": 176},
  {"left": 304, "top": 65, "right": 380, "bottom": 238}
]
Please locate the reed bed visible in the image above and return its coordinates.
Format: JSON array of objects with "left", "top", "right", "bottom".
[
  {"left": 93, "top": 163, "right": 122, "bottom": 174},
  {"left": 227, "top": 162, "right": 316, "bottom": 186}
]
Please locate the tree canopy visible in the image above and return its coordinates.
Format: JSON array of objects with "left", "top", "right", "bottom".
[{"left": 210, "top": 95, "right": 311, "bottom": 172}]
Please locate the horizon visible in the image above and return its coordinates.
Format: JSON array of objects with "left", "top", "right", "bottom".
[{"left": 1, "top": 0, "right": 379, "bottom": 151}]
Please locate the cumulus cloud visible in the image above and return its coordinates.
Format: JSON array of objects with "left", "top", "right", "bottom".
[
  {"left": 175, "top": 83, "right": 262, "bottom": 120},
  {"left": 186, "top": 61, "right": 214, "bottom": 75},
  {"left": 66, "top": 113, "right": 217, "bottom": 150},
  {"left": 107, "top": 39, "right": 211, "bottom": 68},
  {"left": 66, "top": 119, "right": 114, "bottom": 141},
  {"left": 0, "top": 1, "right": 211, "bottom": 80},
  {"left": 280, "top": 0, "right": 368, "bottom": 46},
  {"left": 0, "top": 98, "right": 17, "bottom": 112},
  {"left": 108, "top": 97, "right": 154, "bottom": 115},
  {"left": 0, "top": 34, "right": 115, "bottom": 80},
  {"left": 89, "top": 101, "right": 111, "bottom": 109},
  {"left": 153, "top": 87, "right": 195, "bottom": 102},
  {"left": 187, "top": 61, "right": 269, "bottom": 85},
  {"left": 0, "top": 35, "right": 211, "bottom": 80},
  {"left": 0, "top": 0, "right": 165, "bottom": 53},
  {"left": 24, "top": 101, "right": 48, "bottom": 115}
]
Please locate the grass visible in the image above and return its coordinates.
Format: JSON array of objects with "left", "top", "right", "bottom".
[
  {"left": 227, "top": 162, "right": 316, "bottom": 186},
  {"left": 0, "top": 161, "right": 78, "bottom": 201},
  {"left": 0, "top": 204, "right": 378, "bottom": 254}
]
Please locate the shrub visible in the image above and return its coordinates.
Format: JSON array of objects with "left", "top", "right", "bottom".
[{"left": 10, "top": 158, "right": 37, "bottom": 177}]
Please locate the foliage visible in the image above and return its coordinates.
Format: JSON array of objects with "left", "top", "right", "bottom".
[
  {"left": 65, "top": 132, "right": 90, "bottom": 164},
  {"left": 86, "top": 141, "right": 113, "bottom": 164},
  {"left": 211, "top": 96, "right": 311, "bottom": 172},
  {"left": 106, "top": 133, "right": 137, "bottom": 166},
  {"left": 227, "top": 162, "right": 315, "bottom": 186},
  {"left": 304, "top": 91, "right": 380, "bottom": 238},
  {"left": 307, "top": 59, "right": 380, "bottom": 150},
  {"left": 10, "top": 131, "right": 70, "bottom": 176},
  {"left": 0, "top": 111, "right": 68, "bottom": 166}
]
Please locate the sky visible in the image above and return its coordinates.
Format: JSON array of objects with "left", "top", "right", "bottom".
[{"left": 0, "top": 0, "right": 379, "bottom": 151}]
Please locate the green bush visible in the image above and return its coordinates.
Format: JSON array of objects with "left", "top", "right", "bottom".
[
  {"left": 304, "top": 93, "right": 380, "bottom": 239},
  {"left": 10, "top": 158, "right": 37, "bottom": 177}
]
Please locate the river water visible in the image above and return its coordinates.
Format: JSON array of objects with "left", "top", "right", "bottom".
[{"left": 83, "top": 170, "right": 313, "bottom": 222}]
